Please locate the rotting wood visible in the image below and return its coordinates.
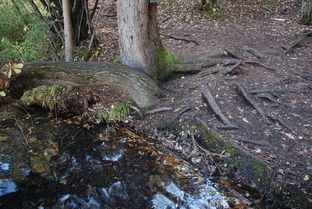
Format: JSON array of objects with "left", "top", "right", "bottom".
[
  {"left": 162, "top": 33, "right": 199, "bottom": 45},
  {"left": 146, "top": 106, "right": 174, "bottom": 114},
  {"left": 237, "top": 85, "right": 293, "bottom": 132},
  {"left": 284, "top": 31, "right": 312, "bottom": 54},
  {"left": 201, "top": 86, "right": 238, "bottom": 129},
  {"left": 231, "top": 137, "right": 271, "bottom": 146}
]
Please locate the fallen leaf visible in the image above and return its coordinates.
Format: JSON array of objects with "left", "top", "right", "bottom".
[{"left": 303, "top": 175, "right": 309, "bottom": 181}]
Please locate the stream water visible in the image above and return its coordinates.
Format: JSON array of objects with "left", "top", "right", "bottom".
[{"left": 0, "top": 105, "right": 254, "bottom": 209}]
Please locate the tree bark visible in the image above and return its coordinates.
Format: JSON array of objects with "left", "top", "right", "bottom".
[
  {"left": 301, "top": 0, "right": 312, "bottom": 25},
  {"left": 9, "top": 62, "right": 162, "bottom": 108},
  {"left": 116, "top": 0, "right": 163, "bottom": 80},
  {"left": 62, "top": 0, "right": 74, "bottom": 61}
]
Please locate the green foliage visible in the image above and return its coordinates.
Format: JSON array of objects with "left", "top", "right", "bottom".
[
  {"left": 155, "top": 46, "right": 182, "bottom": 81},
  {"left": 0, "top": 1, "right": 52, "bottom": 62},
  {"left": 97, "top": 100, "right": 132, "bottom": 122}
]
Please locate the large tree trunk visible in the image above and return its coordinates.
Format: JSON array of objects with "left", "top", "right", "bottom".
[
  {"left": 9, "top": 62, "right": 162, "bottom": 108},
  {"left": 301, "top": 0, "right": 312, "bottom": 25},
  {"left": 62, "top": 0, "right": 74, "bottom": 61},
  {"left": 116, "top": 0, "right": 163, "bottom": 80}
]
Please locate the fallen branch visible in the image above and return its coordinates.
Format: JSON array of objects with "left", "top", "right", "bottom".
[
  {"left": 237, "top": 85, "right": 293, "bottom": 132},
  {"left": 284, "top": 31, "right": 312, "bottom": 54},
  {"left": 162, "top": 33, "right": 199, "bottom": 45},
  {"left": 201, "top": 86, "right": 238, "bottom": 129},
  {"left": 146, "top": 106, "right": 174, "bottom": 114}
]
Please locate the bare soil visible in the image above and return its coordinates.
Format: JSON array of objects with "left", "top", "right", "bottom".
[{"left": 89, "top": 0, "right": 312, "bottom": 207}]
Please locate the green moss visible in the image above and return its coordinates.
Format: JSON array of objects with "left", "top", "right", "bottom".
[
  {"left": 155, "top": 46, "right": 182, "bottom": 81},
  {"left": 97, "top": 100, "right": 132, "bottom": 122},
  {"left": 20, "top": 84, "right": 64, "bottom": 111}
]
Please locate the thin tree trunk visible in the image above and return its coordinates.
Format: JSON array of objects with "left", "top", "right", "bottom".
[
  {"left": 116, "top": 0, "right": 163, "bottom": 79},
  {"left": 62, "top": 0, "right": 74, "bottom": 61},
  {"left": 301, "top": 0, "right": 312, "bottom": 25}
]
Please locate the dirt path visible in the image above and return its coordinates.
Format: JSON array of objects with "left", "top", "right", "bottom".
[{"left": 92, "top": 0, "right": 311, "bottom": 207}]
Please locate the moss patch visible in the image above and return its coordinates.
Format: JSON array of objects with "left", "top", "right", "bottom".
[
  {"left": 196, "top": 122, "right": 311, "bottom": 208},
  {"left": 155, "top": 46, "right": 182, "bottom": 81},
  {"left": 97, "top": 100, "right": 133, "bottom": 122},
  {"left": 20, "top": 84, "right": 65, "bottom": 111}
]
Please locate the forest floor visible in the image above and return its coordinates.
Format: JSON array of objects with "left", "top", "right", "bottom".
[{"left": 89, "top": 0, "right": 312, "bottom": 207}]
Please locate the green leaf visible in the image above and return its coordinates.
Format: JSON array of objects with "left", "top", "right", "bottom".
[{"left": 0, "top": 91, "right": 6, "bottom": 97}]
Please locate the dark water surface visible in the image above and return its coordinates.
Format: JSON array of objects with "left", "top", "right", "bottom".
[{"left": 0, "top": 106, "right": 230, "bottom": 209}]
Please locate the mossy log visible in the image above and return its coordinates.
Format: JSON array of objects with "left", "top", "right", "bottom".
[{"left": 9, "top": 62, "right": 162, "bottom": 108}]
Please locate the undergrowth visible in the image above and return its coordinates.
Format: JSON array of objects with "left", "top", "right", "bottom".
[{"left": 0, "top": 0, "right": 53, "bottom": 62}]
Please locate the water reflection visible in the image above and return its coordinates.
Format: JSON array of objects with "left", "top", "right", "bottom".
[{"left": 0, "top": 107, "right": 230, "bottom": 208}]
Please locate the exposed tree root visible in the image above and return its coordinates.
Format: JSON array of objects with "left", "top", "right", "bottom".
[
  {"left": 201, "top": 86, "right": 238, "bottom": 129},
  {"left": 284, "top": 31, "right": 312, "bottom": 54},
  {"left": 237, "top": 85, "right": 293, "bottom": 132},
  {"left": 231, "top": 137, "right": 271, "bottom": 146},
  {"left": 7, "top": 62, "right": 162, "bottom": 108},
  {"left": 146, "top": 106, "right": 174, "bottom": 114},
  {"left": 162, "top": 33, "right": 199, "bottom": 45},
  {"left": 290, "top": 70, "right": 312, "bottom": 81}
]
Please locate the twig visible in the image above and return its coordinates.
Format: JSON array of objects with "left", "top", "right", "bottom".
[
  {"left": 146, "top": 106, "right": 174, "bottom": 114},
  {"left": 162, "top": 34, "right": 199, "bottom": 45},
  {"left": 231, "top": 137, "right": 270, "bottom": 146},
  {"left": 201, "top": 86, "right": 238, "bottom": 129},
  {"left": 284, "top": 31, "right": 312, "bottom": 54}
]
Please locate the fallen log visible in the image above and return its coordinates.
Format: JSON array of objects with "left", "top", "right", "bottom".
[{"left": 6, "top": 62, "right": 162, "bottom": 108}]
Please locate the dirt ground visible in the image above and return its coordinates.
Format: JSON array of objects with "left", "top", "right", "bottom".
[{"left": 88, "top": 0, "right": 312, "bottom": 207}]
